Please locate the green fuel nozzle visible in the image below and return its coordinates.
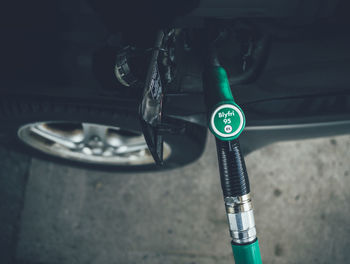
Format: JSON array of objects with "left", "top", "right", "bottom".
[
  {"left": 204, "top": 67, "right": 246, "bottom": 141},
  {"left": 203, "top": 59, "right": 262, "bottom": 264}
]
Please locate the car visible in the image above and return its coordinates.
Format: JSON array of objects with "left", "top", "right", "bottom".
[{"left": 1, "top": 0, "right": 349, "bottom": 171}]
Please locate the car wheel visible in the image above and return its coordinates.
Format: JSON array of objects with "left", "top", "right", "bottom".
[{"left": 0, "top": 95, "right": 207, "bottom": 171}]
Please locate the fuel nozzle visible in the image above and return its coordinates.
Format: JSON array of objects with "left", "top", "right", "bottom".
[{"left": 203, "top": 51, "right": 262, "bottom": 263}]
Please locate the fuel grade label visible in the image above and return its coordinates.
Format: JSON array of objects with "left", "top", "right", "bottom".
[{"left": 210, "top": 104, "right": 245, "bottom": 140}]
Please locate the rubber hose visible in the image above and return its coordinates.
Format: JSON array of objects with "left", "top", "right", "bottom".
[{"left": 216, "top": 138, "right": 250, "bottom": 197}]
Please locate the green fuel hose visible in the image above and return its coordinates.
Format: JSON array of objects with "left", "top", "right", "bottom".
[
  {"left": 203, "top": 65, "right": 262, "bottom": 264},
  {"left": 232, "top": 240, "right": 262, "bottom": 264}
]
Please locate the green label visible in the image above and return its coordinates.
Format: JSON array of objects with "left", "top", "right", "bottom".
[{"left": 210, "top": 104, "right": 245, "bottom": 140}]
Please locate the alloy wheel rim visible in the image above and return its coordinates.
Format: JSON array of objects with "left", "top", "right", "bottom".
[{"left": 17, "top": 122, "right": 171, "bottom": 166}]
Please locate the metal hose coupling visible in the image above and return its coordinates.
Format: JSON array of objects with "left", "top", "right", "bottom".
[{"left": 225, "top": 193, "right": 256, "bottom": 244}]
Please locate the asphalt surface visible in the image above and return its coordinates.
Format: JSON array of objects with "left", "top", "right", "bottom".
[
  {"left": 0, "top": 147, "right": 30, "bottom": 264},
  {"left": 1, "top": 134, "right": 350, "bottom": 264}
]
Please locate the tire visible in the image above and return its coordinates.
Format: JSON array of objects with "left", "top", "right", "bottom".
[{"left": 0, "top": 95, "right": 207, "bottom": 171}]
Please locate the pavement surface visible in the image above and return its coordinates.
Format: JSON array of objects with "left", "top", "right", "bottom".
[{"left": 1, "top": 134, "right": 350, "bottom": 264}]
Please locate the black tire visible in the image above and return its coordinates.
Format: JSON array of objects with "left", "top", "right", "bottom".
[{"left": 0, "top": 95, "right": 207, "bottom": 171}]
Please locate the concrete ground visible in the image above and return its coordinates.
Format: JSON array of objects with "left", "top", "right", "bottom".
[{"left": 1, "top": 134, "right": 350, "bottom": 264}]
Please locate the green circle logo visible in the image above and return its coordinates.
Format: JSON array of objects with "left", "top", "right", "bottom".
[{"left": 210, "top": 104, "right": 245, "bottom": 140}]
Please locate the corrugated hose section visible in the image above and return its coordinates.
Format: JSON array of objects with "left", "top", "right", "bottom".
[{"left": 215, "top": 138, "right": 250, "bottom": 197}]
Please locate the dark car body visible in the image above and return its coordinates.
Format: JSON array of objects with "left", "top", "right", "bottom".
[{"left": 1, "top": 0, "right": 350, "bottom": 159}]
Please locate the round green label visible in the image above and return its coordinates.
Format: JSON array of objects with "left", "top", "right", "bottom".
[{"left": 210, "top": 104, "right": 245, "bottom": 140}]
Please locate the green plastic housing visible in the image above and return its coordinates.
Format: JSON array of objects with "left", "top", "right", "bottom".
[
  {"left": 203, "top": 66, "right": 246, "bottom": 141},
  {"left": 204, "top": 66, "right": 235, "bottom": 107},
  {"left": 231, "top": 240, "right": 262, "bottom": 264}
]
